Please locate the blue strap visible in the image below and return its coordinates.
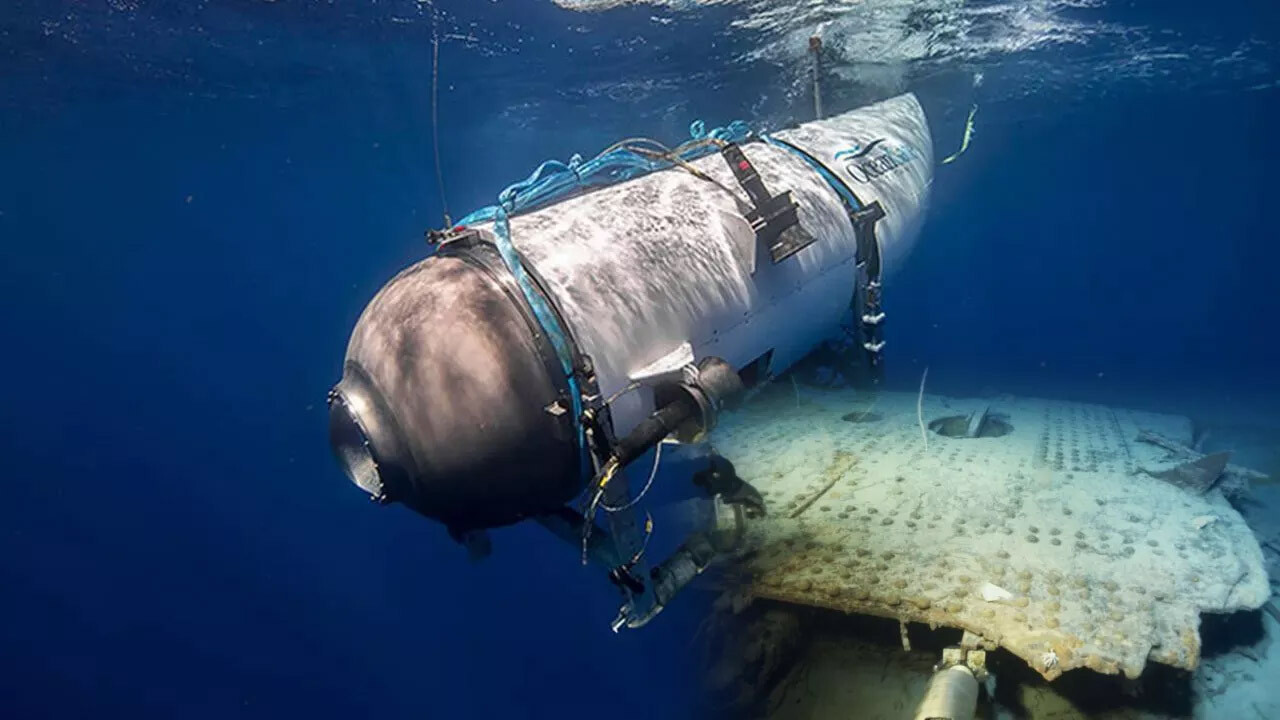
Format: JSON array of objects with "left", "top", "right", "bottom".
[
  {"left": 458, "top": 120, "right": 752, "bottom": 226},
  {"left": 761, "top": 134, "right": 863, "bottom": 212},
  {"left": 459, "top": 119, "right": 753, "bottom": 458},
  {"left": 491, "top": 206, "right": 585, "bottom": 451}
]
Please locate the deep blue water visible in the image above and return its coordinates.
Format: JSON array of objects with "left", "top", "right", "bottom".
[{"left": 3, "top": 1, "right": 1279, "bottom": 718}]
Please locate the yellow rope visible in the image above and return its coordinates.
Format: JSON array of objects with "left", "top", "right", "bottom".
[{"left": 941, "top": 104, "right": 978, "bottom": 165}]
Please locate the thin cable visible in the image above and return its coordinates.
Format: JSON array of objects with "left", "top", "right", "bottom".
[
  {"left": 627, "top": 145, "right": 751, "bottom": 212},
  {"left": 626, "top": 512, "right": 654, "bottom": 566},
  {"left": 580, "top": 458, "right": 619, "bottom": 565},
  {"left": 598, "top": 136, "right": 675, "bottom": 156},
  {"left": 604, "top": 381, "right": 640, "bottom": 407},
  {"left": 917, "top": 367, "right": 929, "bottom": 452},
  {"left": 602, "top": 442, "right": 663, "bottom": 512},
  {"left": 430, "top": 9, "right": 452, "bottom": 227}
]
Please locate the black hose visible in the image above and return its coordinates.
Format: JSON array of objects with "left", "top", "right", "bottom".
[{"left": 613, "top": 395, "right": 699, "bottom": 467}]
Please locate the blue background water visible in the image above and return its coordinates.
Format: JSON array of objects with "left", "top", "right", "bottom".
[{"left": 2, "top": 1, "right": 1278, "bottom": 718}]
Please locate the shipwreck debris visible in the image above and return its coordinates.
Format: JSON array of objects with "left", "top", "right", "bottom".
[
  {"left": 1145, "top": 451, "right": 1233, "bottom": 494},
  {"left": 713, "top": 390, "right": 1271, "bottom": 681},
  {"left": 1137, "top": 429, "right": 1269, "bottom": 499}
]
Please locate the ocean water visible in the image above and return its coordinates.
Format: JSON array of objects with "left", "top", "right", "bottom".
[{"left": 2, "top": 1, "right": 1278, "bottom": 718}]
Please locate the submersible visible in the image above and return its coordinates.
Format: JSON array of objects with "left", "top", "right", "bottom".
[{"left": 328, "top": 93, "right": 933, "bottom": 628}]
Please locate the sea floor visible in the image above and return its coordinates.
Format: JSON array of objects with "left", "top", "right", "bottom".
[{"left": 701, "top": 380, "right": 1280, "bottom": 718}]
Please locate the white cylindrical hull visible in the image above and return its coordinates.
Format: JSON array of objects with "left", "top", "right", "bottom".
[{"left": 495, "top": 93, "right": 933, "bottom": 434}]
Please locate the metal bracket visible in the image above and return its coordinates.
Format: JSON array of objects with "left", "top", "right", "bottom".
[
  {"left": 937, "top": 646, "right": 989, "bottom": 682},
  {"left": 720, "top": 143, "right": 807, "bottom": 263},
  {"left": 629, "top": 342, "right": 695, "bottom": 387},
  {"left": 424, "top": 225, "right": 479, "bottom": 249},
  {"left": 850, "top": 201, "right": 887, "bottom": 380}
]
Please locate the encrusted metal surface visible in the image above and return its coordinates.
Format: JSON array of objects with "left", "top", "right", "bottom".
[{"left": 713, "top": 387, "right": 1270, "bottom": 680}]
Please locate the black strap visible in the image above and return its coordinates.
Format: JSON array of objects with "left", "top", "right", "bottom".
[
  {"left": 753, "top": 136, "right": 889, "bottom": 380},
  {"left": 850, "top": 203, "right": 886, "bottom": 382}
]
